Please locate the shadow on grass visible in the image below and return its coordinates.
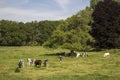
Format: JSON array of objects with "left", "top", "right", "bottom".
[{"left": 44, "top": 52, "right": 66, "bottom": 56}]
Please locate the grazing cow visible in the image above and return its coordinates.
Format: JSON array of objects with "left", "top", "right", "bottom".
[
  {"left": 27, "top": 58, "right": 35, "bottom": 66},
  {"left": 27, "top": 58, "right": 31, "bottom": 66},
  {"left": 43, "top": 59, "right": 49, "bottom": 67},
  {"left": 58, "top": 55, "right": 63, "bottom": 62},
  {"left": 18, "top": 59, "right": 24, "bottom": 68},
  {"left": 82, "top": 52, "right": 88, "bottom": 57},
  {"left": 68, "top": 50, "right": 76, "bottom": 57},
  {"left": 63, "top": 52, "right": 68, "bottom": 57},
  {"left": 76, "top": 53, "right": 80, "bottom": 58},
  {"left": 104, "top": 52, "right": 110, "bottom": 58},
  {"left": 35, "top": 60, "right": 42, "bottom": 67}
]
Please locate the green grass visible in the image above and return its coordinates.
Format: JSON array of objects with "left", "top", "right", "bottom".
[{"left": 0, "top": 46, "right": 120, "bottom": 80}]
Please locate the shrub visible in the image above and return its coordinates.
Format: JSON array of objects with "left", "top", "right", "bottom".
[{"left": 15, "top": 67, "right": 20, "bottom": 73}]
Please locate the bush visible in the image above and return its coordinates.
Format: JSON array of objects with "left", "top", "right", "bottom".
[
  {"left": 15, "top": 67, "right": 20, "bottom": 73},
  {"left": 28, "top": 41, "right": 38, "bottom": 46}
]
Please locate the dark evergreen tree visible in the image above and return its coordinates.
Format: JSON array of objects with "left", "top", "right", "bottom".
[
  {"left": 91, "top": 0, "right": 120, "bottom": 48},
  {"left": 90, "top": 0, "right": 120, "bottom": 10}
]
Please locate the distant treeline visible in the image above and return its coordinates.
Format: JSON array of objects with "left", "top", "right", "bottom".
[
  {"left": 0, "top": 20, "right": 61, "bottom": 46},
  {"left": 0, "top": 0, "right": 120, "bottom": 50}
]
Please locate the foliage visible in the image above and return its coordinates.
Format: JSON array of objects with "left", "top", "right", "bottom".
[
  {"left": 37, "top": 20, "right": 62, "bottom": 45},
  {"left": 91, "top": 0, "right": 120, "bottom": 48},
  {"left": 0, "top": 20, "right": 60, "bottom": 46},
  {"left": 15, "top": 67, "right": 20, "bottom": 73},
  {"left": 0, "top": 20, "right": 26, "bottom": 46},
  {"left": 90, "top": 0, "right": 120, "bottom": 10},
  {"left": 44, "top": 7, "right": 94, "bottom": 51},
  {"left": 90, "top": 0, "right": 102, "bottom": 10}
]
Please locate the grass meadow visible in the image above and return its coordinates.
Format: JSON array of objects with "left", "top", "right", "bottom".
[{"left": 0, "top": 46, "right": 120, "bottom": 80}]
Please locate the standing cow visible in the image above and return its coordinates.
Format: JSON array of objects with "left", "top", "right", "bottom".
[
  {"left": 27, "top": 58, "right": 35, "bottom": 66},
  {"left": 104, "top": 52, "right": 110, "bottom": 58},
  {"left": 43, "top": 59, "right": 49, "bottom": 67},
  {"left": 35, "top": 60, "right": 42, "bottom": 67},
  {"left": 58, "top": 55, "right": 63, "bottom": 62},
  {"left": 82, "top": 52, "right": 88, "bottom": 57},
  {"left": 18, "top": 59, "right": 24, "bottom": 68},
  {"left": 68, "top": 50, "right": 76, "bottom": 57},
  {"left": 76, "top": 53, "right": 80, "bottom": 58}
]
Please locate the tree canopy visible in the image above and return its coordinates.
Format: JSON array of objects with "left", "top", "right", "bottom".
[
  {"left": 91, "top": 0, "right": 120, "bottom": 48},
  {"left": 43, "top": 7, "right": 94, "bottom": 51},
  {"left": 90, "top": 0, "right": 120, "bottom": 10},
  {"left": 0, "top": 20, "right": 60, "bottom": 46}
]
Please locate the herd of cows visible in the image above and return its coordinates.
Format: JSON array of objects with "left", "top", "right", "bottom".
[
  {"left": 18, "top": 58, "right": 48, "bottom": 68},
  {"left": 18, "top": 50, "right": 110, "bottom": 68}
]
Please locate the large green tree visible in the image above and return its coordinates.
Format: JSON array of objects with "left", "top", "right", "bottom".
[
  {"left": 37, "top": 20, "right": 61, "bottom": 45},
  {"left": 91, "top": 0, "right": 120, "bottom": 48},
  {"left": 90, "top": 0, "right": 102, "bottom": 10},
  {"left": 44, "top": 7, "right": 94, "bottom": 51}
]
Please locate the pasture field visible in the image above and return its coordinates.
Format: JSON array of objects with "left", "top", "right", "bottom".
[{"left": 0, "top": 46, "right": 120, "bottom": 80}]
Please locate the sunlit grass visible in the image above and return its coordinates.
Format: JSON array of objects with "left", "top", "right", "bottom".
[{"left": 0, "top": 46, "right": 120, "bottom": 80}]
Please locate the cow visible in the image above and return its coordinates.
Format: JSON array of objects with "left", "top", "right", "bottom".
[
  {"left": 43, "top": 59, "right": 49, "bottom": 67},
  {"left": 18, "top": 59, "right": 24, "bottom": 68},
  {"left": 76, "top": 53, "right": 80, "bottom": 58},
  {"left": 68, "top": 50, "right": 76, "bottom": 57},
  {"left": 104, "top": 52, "right": 110, "bottom": 58},
  {"left": 82, "top": 52, "right": 88, "bottom": 57},
  {"left": 58, "top": 55, "right": 63, "bottom": 62},
  {"left": 27, "top": 58, "right": 35, "bottom": 66},
  {"left": 35, "top": 60, "right": 42, "bottom": 67}
]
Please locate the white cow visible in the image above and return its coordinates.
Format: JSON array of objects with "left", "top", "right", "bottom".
[
  {"left": 104, "top": 52, "right": 110, "bottom": 58},
  {"left": 76, "top": 53, "right": 80, "bottom": 58}
]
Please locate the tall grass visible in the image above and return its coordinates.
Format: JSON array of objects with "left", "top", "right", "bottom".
[{"left": 0, "top": 46, "right": 120, "bottom": 80}]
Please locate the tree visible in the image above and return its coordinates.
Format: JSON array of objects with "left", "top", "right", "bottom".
[
  {"left": 44, "top": 7, "right": 94, "bottom": 51},
  {"left": 37, "top": 20, "right": 61, "bottom": 45},
  {"left": 90, "top": 0, "right": 102, "bottom": 10},
  {"left": 90, "top": 0, "right": 120, "bottom": 10},
  {"left": 0, "top": 19, "right": 61, "bottom": 46},
  {"left": 91, "top": 0, "right": 120, "bottom": 48}
]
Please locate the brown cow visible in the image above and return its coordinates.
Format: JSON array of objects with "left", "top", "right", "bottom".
[{"left": 35, "top": 60, "right": 42, "bottom": 67}]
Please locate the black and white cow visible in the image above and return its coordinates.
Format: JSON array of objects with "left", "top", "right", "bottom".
[
  {"left": 18, "top": 59, "right": 24, "bottom": 68},
  {"left": 58, "top": 55, "right": 63, "bottom": 62},
  {"left": 27, "top": 58, "right": 35, "bottom": 66},
  {"left": 82, "top": 52, "right": 88, "bottom": 57}
]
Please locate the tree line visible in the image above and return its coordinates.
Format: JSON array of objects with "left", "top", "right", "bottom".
[
  {"left": 0, "top": 20, "right": 61, "bottom": 46},
  {"left": 0, "top": 0, "right": 120, "bottom": 50}
]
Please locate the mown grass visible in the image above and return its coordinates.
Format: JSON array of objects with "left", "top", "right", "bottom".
[{"left": 0, "top": 46, "right": 120, "bottom": 80}]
